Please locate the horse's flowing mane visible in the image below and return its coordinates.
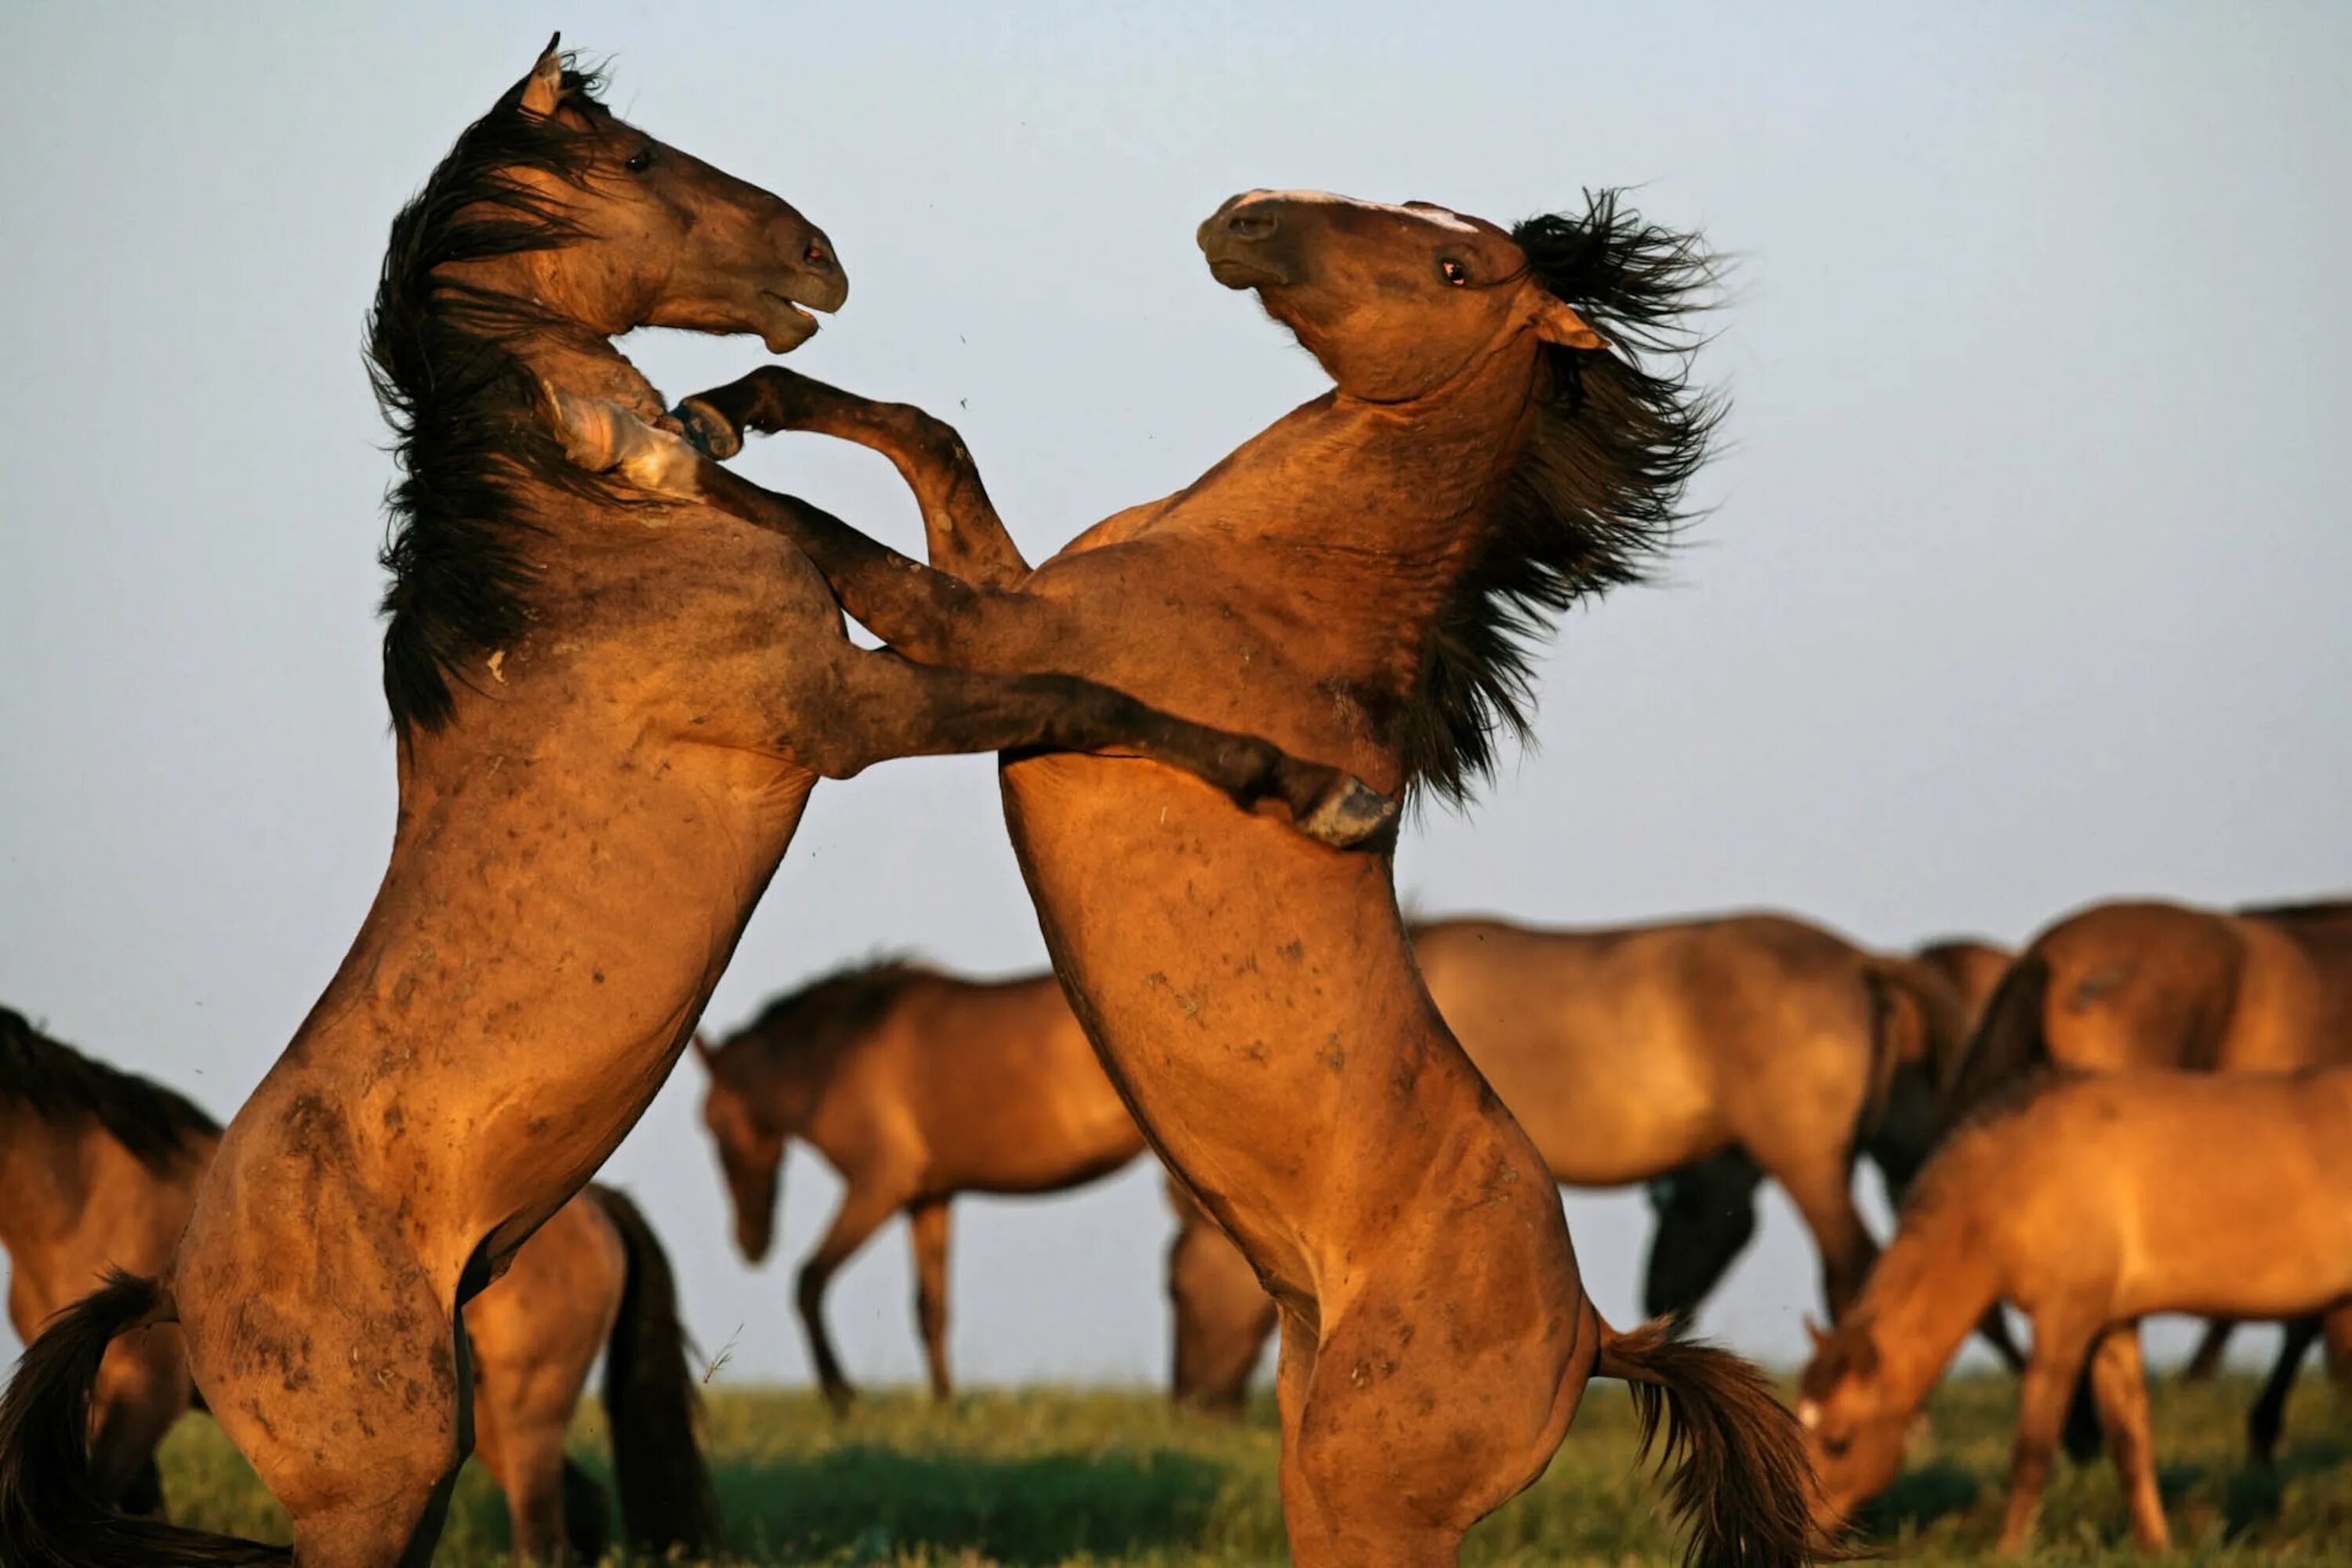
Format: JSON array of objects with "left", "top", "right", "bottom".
[
  {"left": 728, "top": 957, "right": 934, "bottom": 1065},
  {"left": 1403, "top": 190, "right": 1722, "bottom": 805},
  {"left": 0, "top": 1007, "right": 220, "bottom": 1174},
  {"left": 2241, "top": 896, "right": 2352, "bottom": 925},
  {"left": 370, "top": 56, "right": 627, "bottom": 734}
]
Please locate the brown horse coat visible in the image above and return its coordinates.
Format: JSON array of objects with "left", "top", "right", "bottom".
[
  {"left": 696, "top": 959, "right": 1147, "bottom": 1406},
  {"left": 628, "top": 187, "right": 1824, "bottom": 1566},
  {"left": 1800, "top": 1066, "right": 2352, "bottom": 1552},
  {"left": 0, "top": 1010, "right": 710, "bottom": 1565}
]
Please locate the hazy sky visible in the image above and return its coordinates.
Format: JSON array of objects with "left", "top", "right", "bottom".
[{"left": 4, "top": 3, "right": 2348, "bottom": 1388}]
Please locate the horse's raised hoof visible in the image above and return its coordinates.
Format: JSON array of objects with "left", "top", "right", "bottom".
[
  {"left": 544, "top": 385, "right": 704, "bottom": 500},
  {"left": 673, "top": 396, "right": 745, "bottom": 460},
  {"left": 1300, "top": 776, "right": 1399, "bottom": 849}
]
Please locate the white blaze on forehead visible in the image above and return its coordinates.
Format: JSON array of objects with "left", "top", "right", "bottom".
[
  {"left": 1244, "top": 190, "right": 1483, "bottom": 235},
  {"left": 1796, "top": 1399, "right": 1821, "bottom": 1430}
]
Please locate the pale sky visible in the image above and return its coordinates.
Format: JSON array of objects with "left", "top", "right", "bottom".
[{"left": 4, "top": 2, "right": 2348, "bottom": 1388}]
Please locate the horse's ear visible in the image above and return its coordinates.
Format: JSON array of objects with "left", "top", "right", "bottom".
[
  {"left": 518, "top": 32, "right": 565, "bottom": 119},
  {"left": 691, "top": 1032, "right": 717, "bottom": 1071},
  {"left": 1804, "top": 1316, "right": 1832, "bottom": 1354},
  {"left": 1533, "top": 295, "right": 1608, "bottom": 352}
]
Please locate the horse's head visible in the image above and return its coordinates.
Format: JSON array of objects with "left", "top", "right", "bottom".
[
  {"left": 474, "top": 36, "right": 846, "bottom": 351},
  {"left": 1795, "top": 1314, "right": 1909, "bottom": 1537},
  {"left": 694, "top": 1034, "right": 786, "bottom": 1265},
  {"left": 1196, "top": 190, "right": 1603, "bottom": 401}
]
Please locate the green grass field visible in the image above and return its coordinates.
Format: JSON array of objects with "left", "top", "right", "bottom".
[{"left": 158, "top": 1374, "right": 2352, "bottom": 1564}]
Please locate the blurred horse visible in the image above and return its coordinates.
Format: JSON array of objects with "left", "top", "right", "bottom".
[
  {"left": 1167, "top": 914, "right": 1983, "bottom": 1410},
  {"left": 618, "top": 184, "right": 1827, "bottom": 1565},
  {"left": 1944, "top": 895, "right": 2352, "bottom": 1443},
  {"left": 0, "top": 38, "right": 1378, "bottom": 1568},
  {"left": 1798, "top": 1065, "right": 2352, "bottom": 1552},
  {"left": 695, "top": 959, "right": 1146, "bottom": 1408},
  {"left": 0, "top": 1007, "right": 714, "bottom": 1563}
]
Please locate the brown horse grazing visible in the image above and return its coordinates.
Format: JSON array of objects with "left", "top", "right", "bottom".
[
  {"left": 1943, "top": 896, "right": 2352, "bottom": 1436},
  {"left": 1798, "top": 1066, "right": 2352, "bottom": 1552},
  {"left": 1911, "top": 938, "right": 2014, "bottom": 1033},
  {"left": 1163, "top": 915, "right": 1984, "bottom": 1409},
  {"left": 695, "top": 957, "right": 1147, "bottom": 1409},
  {"left": 0, "top": 44, "right": 1385, "bottom": 1568},
  {"left": 0, "top": 1009, "right": 713, "bottom": 1565},
  {"left": 590, "top": 186, "right": 1827, "bottom": 1566}
]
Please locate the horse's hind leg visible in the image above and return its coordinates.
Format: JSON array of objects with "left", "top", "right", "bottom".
[
  {"left": 2085, "top": 1322, "right": 2169, "bottom": 1550},
  {"left": 1758, "top": 1149, "right": 1877, "bottom": 1317},
  {"left": 906, "top": 1196, "right": 956, "bottom": 1401}
]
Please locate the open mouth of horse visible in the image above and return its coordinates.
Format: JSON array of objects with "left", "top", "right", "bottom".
[
  {"left": 1205, "top": 255, "right": 1293, "bottom": 291},
  {"left": 756, "top": 278, "right": 843, "bottom": 354}
]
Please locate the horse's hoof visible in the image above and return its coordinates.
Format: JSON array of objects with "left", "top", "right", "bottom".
[
  {"left": 673, "top": 397, "right": 744, "bottom": 460},
  {"left": 1301, "top": 777, "right": 1398, "bottom": 848}
]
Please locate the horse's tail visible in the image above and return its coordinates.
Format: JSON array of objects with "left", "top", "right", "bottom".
[
  {"left": 1938, "top": 951, "right": 2054, "bottom": 1133},
  {"left": 588, "top": 1184, "right": 720, "bottom": 1556},
  {"left": 1595, "top": 1316, "right": 1835, "bottom": 1568},
  {"left": 0, "top": 1272, "right": 288, "bottom": 1566}
]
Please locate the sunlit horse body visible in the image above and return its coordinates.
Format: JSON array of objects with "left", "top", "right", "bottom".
[
  {"left": 0, "top": 43, "right": 1381, "bottom": 1568},
  {"left": 1798, "top": 1066, "right": 2352, "bottom": 1552},
  {"left": 0, "top": 1008, "right": 712, "bottom": 1564},
  {"left": 696, "top": 958, "right": 1146, "bottom": 1406},
  {"left": 1165, "top": 912, "right": 1974, "bottom": 1409},
  {"left": 601, "top": 187, "right": 1826, "bottom": 1565},
  {"left": 1946, "top": 895, "right": 2352, "bottom": 1447}
]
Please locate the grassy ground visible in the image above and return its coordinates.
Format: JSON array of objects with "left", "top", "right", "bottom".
[{"left": 158, "top": 1373, "right": 2352, "bottom": 1564}]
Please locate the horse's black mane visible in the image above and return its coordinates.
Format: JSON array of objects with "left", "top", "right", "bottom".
[
  {"left": 730, "top": 956, "right": 934, "bottom": 1062},
  {"left": 1403, "top": 190, "right": 1722, "bottom": 806},
  {"left": 0, "top": 1007, "right": 220, "bottom": 1174},
  {"left": 370, "top": 56, "right": 627, "bottom": 734},
  {"left": 2241, "top": 896, "right": 2352, "bottom": 924}
]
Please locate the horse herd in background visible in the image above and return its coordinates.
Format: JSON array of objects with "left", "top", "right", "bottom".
[
  {"left": 9, "top": 892, "right": 2347, "bottom": 1559},
  {"left": 1, "top": 34, "right": 2345, "bottom": 1568}
]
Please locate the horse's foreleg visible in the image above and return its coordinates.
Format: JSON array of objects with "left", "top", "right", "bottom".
[
  {"left": 677, "top": 366, "right": 1032, "bottom": 586},
  {"left": 906, "top": 1196, "right": 955, "bottom": 1402},
  {"left": 2085, "top": 1323, "right": 2169, "bottom": 1550},
  {"left": 2000, "top": 1314, "right": 2097, "bottom": 1552},
  {"left": 795, "top": 1182, "right": 902, "bottom": 1414},
  {"left": 2249, "top": 1315, "right": 2322, "bottom": 1464},
  {"left": 783, "top": 644, "right": 1393, "bottom": 849}
]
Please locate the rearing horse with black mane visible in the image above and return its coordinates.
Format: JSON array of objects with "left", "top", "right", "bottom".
[
  {"left": 0, "top": 41, "right": 1385, "bottom": 1568},
  {"left": 569, "top": 189, "right": 1828, "bottom": 1565}
]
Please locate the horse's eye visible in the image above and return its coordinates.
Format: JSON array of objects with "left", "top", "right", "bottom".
[
  {"left": 1440, "top": 258, "right": 1470, "bottom": 286},
  {"left": 1823, "top": 1433, "right": 1853, "bottom": 1458},
  {"left": 624, "top": 147, "right": 655, "bottom": 174}
]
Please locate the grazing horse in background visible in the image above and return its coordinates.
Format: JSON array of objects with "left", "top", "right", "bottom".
[
  {"left": 0, "top": 1009, "right": 713, "bottom": 1565},
  {"left": 1163, "top": 913, "right": 1977, "bottom": 1410},
  {"left": 1798, "top": 1066, "right": 2352, "bottom": 1553},
  {"left": 583, "top": 187, "right": 1826, "bottom": 1566},
  {"left": 695, "top": 958, "right": 1147, "bottom": 1408},
  {"left": 1911, "top": 937, "right": 2013, "bottom": 1033},
  {"left": 0, "top": 42, "right": 1383, "bottom": 1568},
  {"left": 1943, "top": 896, "right": 2352, "bottom": 1445}
]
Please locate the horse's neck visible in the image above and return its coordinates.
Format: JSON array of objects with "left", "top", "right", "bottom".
[
  {"left": 1154, "top": 348, "right": 1538, "bottom": 685},
  {"left": 0, "top": 1103, "right": 93, "bottom": 1250},
  {"left": 1860, "top": 1204, "right": 2002, "bottom": 1415}
]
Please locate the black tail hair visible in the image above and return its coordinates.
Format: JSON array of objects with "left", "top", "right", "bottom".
[
  {"left": 588, "top": 1185, "right": 721, "bottom": 1555},
  {"left": 1597, "top": 1317, "right": 1840, "bottom": 1568},
  {"left": 1938, "top": 953, "right": 2053, "bottom": 1134},
  {"left": 0, "top": 1272, "right": 288, "bottom": 1565}
]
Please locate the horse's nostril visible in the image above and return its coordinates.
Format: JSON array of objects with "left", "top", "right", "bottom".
[{"left": 804, "top": 241, "right": 837, "bottom": 273}]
